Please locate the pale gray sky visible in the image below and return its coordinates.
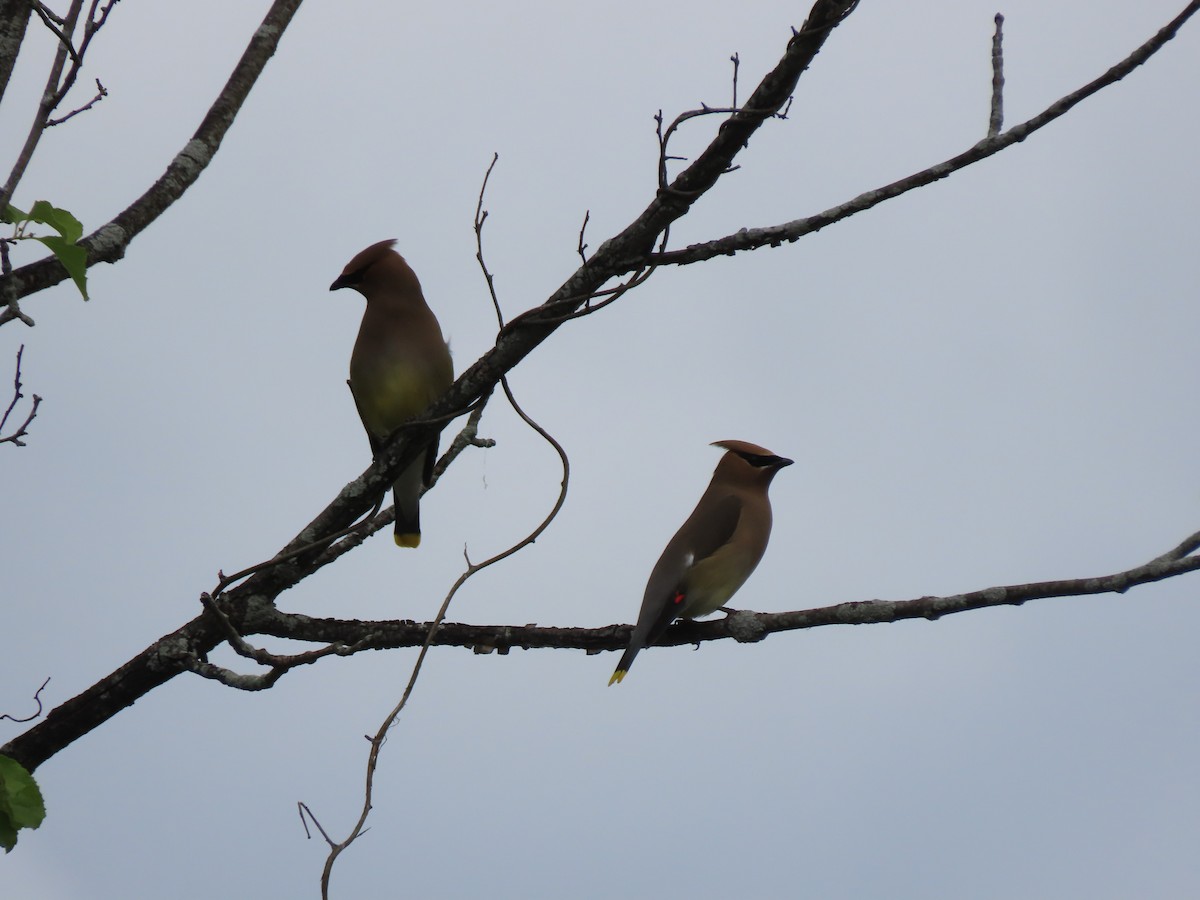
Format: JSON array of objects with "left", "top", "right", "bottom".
[{"left": 4, "top": 2, "right": 1200, "bottom": 897}]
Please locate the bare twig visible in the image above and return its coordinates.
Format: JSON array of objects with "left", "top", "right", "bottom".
[
  {"left": 182, "top": 595, "right": 362, "bottom": 691},
  {"left": 577, "top": 209, "right": 590, "bottom": 265},
  {"left": 0, "top": 344, "right": 41, "bottom": 445},
  {"left": 0, "top": 677, "right": 51, "bottom": 723},
  {"left": 297, "top": 802, "right": 336, "bottom": 844},
  {"left": 0, "top": 241, "right": 35, "bottom": 326},
  {"left": 0, "top": 0, "right": 84, "bottom": 211},
  {"left": 46, "top": 77, "right": 107, "bottom": 126},
  {"left": 315, "top": 403, "right": 567, "bottom": 897},
  {"left": 646, "top": 4, "right": 1200, "bottom": 268},
  {"left": 474, "top": 152, "right": 502, "bottom": 325},
  {"left": 313, "top": 168, "right": 573, "bottom": 899},
  {"left": 306, "top": 401, "right": 495, "bottom": 565},
  {"left": 989, "top": 13, "right": 1005, "bottom": 137},
  {"left": 32, "top": 3, "right": 66, "bottom": 26},
  {"left": 30, "top": 2, "right": 79, "bottom": 63},
  {"left": 474, "top": 155, "right": 655, "bottom": 329},
  {"left": 500, "top": 222, "right": 671, "bottom": 331},
  {"left": 203, "top": 494, "right": 384, "bottom": 606},
  {"left": 657, "top": 103, "right": 761, "bottom": 195},
  {"left": 44, "top": 2, "right": 119, "bottom": 115},
  {"left": 430, "top": 401, "right": 494, "bottom": 482}
]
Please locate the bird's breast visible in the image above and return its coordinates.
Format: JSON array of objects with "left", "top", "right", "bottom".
[
  {"left": 677, "top": 543, "right": 761, "bottom": 618},
  {"left": 350, "top": 354, "right": 445, "bottom": 438}
]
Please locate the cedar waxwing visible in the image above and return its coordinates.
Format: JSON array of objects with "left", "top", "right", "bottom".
[
  {"left": 331, "top": 239, "right": 453, "bottom": 548},
  {"left": 609, "top": 440, "right": 792, "bottom": 685}
]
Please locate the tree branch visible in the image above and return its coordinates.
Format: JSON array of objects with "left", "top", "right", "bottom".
[
  {"left": 0, "top": 0, "right": 35, "bottom": 108},
  {"left": 0, "top": 0, "right": 304, "bottom": 314},
  {"left": 247, "top": 527, "right": 1200, "bottom": 654},
  {"left": 988, "top": 13, "right": 1005, "bottom": 137},
  {"left": 643, "top": 1, "right": 1200, "bottom": 268},
  {"left": 45, "top": 77, "right": 107, "bottom": 127}
]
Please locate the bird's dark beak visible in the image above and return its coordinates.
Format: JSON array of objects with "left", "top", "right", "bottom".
[
  {"left": 329, "top": 276, "right": 349, "bottom": 292},
  {"left": 774, "top": 456, "right": 794, "bottom": 468}
]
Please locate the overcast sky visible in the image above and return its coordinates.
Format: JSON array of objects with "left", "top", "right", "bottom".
[{"left": 4, "top": 2, "right": 1200, "bottom": 897}]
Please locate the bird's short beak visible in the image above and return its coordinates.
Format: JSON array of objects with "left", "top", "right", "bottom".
[
  {"left": 775, "top": 456, "right": 794, "bottom": 468},
  {"left": 329, "top": 276, "right": 349, "bottom": 292}
]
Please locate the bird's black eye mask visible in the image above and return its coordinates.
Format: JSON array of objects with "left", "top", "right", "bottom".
[{"left": 738, "top": 452, "right": 790, "bottom": 469}]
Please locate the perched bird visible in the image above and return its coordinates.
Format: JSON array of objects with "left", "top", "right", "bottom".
[
  {"left": 331, "top": 239, "right": 453, "bottom": 548},
  {"left": 609, "top": 440, "right": 792, "bottom": 685}
]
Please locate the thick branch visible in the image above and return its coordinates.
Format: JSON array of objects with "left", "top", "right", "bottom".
[
  {"left": 0, "top": 0, "right": 34, "bottom": 107},
  {"left": 645, "top": 0, "right": 1200, "bottom": 268},
  {"left": 0, "top": 611, "right": 226, "bottom": 772},
  {"left": 0, "top": 0, "right": 304, "bottom": 311},
  {"left": 245, "top": 531, "right": 1200, "bottom": 652}
]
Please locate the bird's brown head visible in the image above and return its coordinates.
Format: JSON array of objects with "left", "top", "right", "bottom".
[
  {"left": 711, "top": 439, "right": 793, "bottom": 483},
  {"left": 329, "top": 239, "right": 420, "bottom": 297}
]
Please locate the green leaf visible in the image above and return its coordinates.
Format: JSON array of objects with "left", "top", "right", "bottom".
[
  {"left": 2, "top": 203, "right": 28, "bottom": 224},
  {"left": 27, "top": 200, "right": 83, "bottom": 243},
  {"left": 2, "top": 200, "right": 89, "bottom": 299},
  {"left": 35, "top": 235, "right": 89, "bottom": 300},
  {"left": 0, "top": 756, "right": 45, "bottom": 852}
]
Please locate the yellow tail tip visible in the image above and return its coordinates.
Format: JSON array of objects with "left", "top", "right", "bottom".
[
  {"left": 608, "top": 670, "right": 627, "bottom": 686},
  {"left": 394, "top": 533, "right": 421, "bottom": 548}
]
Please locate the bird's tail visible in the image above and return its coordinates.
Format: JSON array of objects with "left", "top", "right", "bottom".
[
  {"left": 608, "top": 646, "right": 639, "bottom": 685},
  {"left": 393, "top": 463, "right": 423, "bottom": 548}
]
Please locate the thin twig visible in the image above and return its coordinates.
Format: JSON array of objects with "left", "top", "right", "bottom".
[
  {"left": 313, "top": 162, "right": 571, "bottom": 899},
  {"left": 655, "top": 51, "right": 788, "bottom": 199},
  {"left": 315, "top": 397, "right": 568, "bottom": 897},
  {"left": 0, "top": 344, "right": 41, "bottom": 445},
  {"left": 989, "top": 13, "right": 1005, "bottom": 137},
  {"left": 46, "top": 1, "right": 118, "bottom": 114},
  {"left": 30, "top": 2, "right": 79, "bottom": 63},
  {"left": 0, "top": 677, "right": 51, "bottom": 723},
  {"left": 0, "top": 0, "right": 84, "bottom": 210},
  {"left": 577, "top": 209, "right": 590, "bottom": 265},
  {"left": 474, "top": 152, "right": 502, "bottom": 325},
  {"left": 0, "top": 241, "right": 35, "bottom": 327},
  {"left": 46, "top": 77, "right": 107, "bottom": 127},
  {"left": 500, "top": 223, "right": 670, "bottom": 331},
  {"left": 297, "top": 802, "right": 336, "bottom": 844}
]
